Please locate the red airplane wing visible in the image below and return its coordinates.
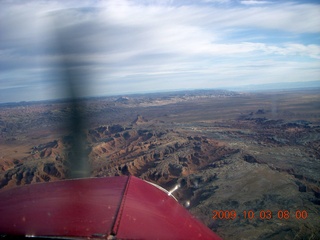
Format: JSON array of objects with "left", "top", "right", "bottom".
[{"left": 0, "top": 176, "right": 222, "bottom": 239}]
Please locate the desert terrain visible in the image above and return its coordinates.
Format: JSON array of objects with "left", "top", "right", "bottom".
[{"left": 0, "top": 89, "right": 319, "bottom": 240}]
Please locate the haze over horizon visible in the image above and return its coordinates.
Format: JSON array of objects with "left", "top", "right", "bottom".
[{"left": 1, "top": 0, "right": 320, "bottom": 103}]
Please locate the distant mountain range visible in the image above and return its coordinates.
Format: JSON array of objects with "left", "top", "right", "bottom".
[
  {"left": 229, "top": 80, "right": 320, "bottom": 91},
  {"left": 1, "top": 81, "right": 319, "bottom": 105}
]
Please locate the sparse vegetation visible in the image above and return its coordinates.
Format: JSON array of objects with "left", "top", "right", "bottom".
[{"left": 0, "top": 89, "right": 320, "bottom": 240}]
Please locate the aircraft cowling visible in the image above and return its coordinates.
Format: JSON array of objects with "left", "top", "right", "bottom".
[{"left": 0, "top": 176, "right": 222, "bottom": 239}]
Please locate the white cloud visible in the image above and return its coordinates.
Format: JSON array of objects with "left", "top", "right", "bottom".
[
  {"left": 0, "top": 0, "right": 320, "bottom": 102},
  {"left": 202, "top": 0, "right": 231, "bottom": 3},
  {"left": 240, "top": 0, "right": 271, "bottom": 5}
]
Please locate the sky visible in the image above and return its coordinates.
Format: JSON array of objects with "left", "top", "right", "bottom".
[{"left": 0, "top": 0, "right": 320, "bottom": 103}]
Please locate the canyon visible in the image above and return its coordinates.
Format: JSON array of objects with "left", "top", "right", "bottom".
[{"left": 0, "top": 89, "right": 319, "bottom": 239}]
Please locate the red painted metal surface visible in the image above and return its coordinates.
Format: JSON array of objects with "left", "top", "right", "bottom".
[
  {"left": 0, "top": 177, "right": 127, "bottom": 237},
  {"left": 0, "top": 176, "right": 222, "bottom": 239},
  {"left": 114, "top": 176, "right": 221, "bottom": 240}
]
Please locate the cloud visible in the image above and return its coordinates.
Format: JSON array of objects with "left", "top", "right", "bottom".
[
  {"left": 240, "top": 0, "right": 271, "bottom": 5},
  {"left": 0, "top": 0, "right": 319, "bottom": 102},
  {"left": 202, "top": 0, "right": 231, "bottom": 3}
]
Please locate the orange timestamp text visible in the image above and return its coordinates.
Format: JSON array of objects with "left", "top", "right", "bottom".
[{"left": 212, "top": 210, "right": 308, "bottom": 220}]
